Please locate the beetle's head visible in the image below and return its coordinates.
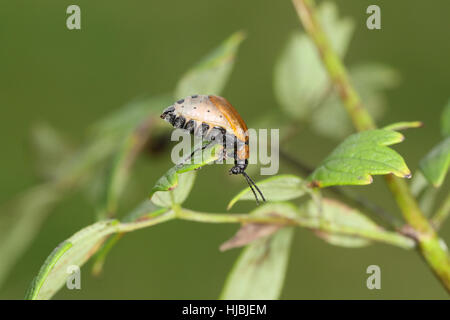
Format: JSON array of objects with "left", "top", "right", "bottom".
[
  {"left": 160, "top": 106, "right": 175, "bottom": 123},
  {"left": 160, "top": 105, "right": 175, "bottom": 119},
  {"left": 229, "top": 165, "right": 245, "bottom": 175}
]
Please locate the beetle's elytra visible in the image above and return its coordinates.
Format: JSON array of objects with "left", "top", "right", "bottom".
[{"left": 160, "top": 94, "right": 265, "bottom": 204}]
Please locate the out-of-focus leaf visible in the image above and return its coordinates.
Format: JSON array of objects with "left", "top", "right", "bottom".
[
  {"left": 410, "top": 171, "right": 428, "bottom": 197},
  {"left": 0, "top": 138, "right": 112, "bottom": 291},
  {"left": 90, "top": 95, "right": 172, "bottom": 139},
  {"left": 227, "top": 174, "right": 307, "bottom": 209},
  {"left": 419, "top": 137, "right": 450, "bottom": 187},
  {"left": 1, "top": 95, "right": 173, "bottom": 291},
  {"left": 220, "top": 224, "right": 283, "bottom": 251},
  {"left": 26, "top": 205, "right": 173, "bottom": 300},
  {"left": 441, "top": 99, "right": 450, "bottom": 137},
  {"left": 418, "top": 99, "right": 450, "bottom": 186},
  {"left": 274, "top": 1, "right": 354, "bottom": 118},
  {"left": 55, "top": 95, "right": 172, "bottom": 184},
  {"left": 432, "top": 193, "right": 450, "bottom": 229},
  {"left": 96, "top": 117, "right": 155, "bottom": 220},
  {"left": 220, "top": 228, "right": 293, "bottom": 300},
  {"left": 308, "top": 129, "right": 411, "bottom": 187},
  {"left": 0, "top": 184, "right": 63, "bottom": 289},
  {"left": 410, "top": 172, "right": 438, "bottom": 215},
  {"left": 175, "top": 31, "right": 245, "bottom": 99},
  {"left": 383, "top": 121, "right": 422, "bottom": 131},
  {"left": 30, "top": 122, "right": 73, "bottom": 179},
  {"left": 311, "top": 63, "right": 400, "bottom": 139},
  {"left": 220, "top": 203, "right": 297, "bottom": 300},
  {"left": 418, "top": 187, "right": 439, "bottom": 216},
  {"left": 302, "top": 198, "right": 383, "bottom": 247},
  {"left": 150, "top": 144, "right": 223, "bottom": 206}
]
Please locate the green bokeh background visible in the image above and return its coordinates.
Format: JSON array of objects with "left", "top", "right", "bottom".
[{"left": 1, "top": 0, "right": 449, "bottom": 299}]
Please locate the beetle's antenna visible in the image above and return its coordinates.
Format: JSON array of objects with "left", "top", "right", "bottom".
[
  {"left": 243, "top": 174, "right": 260, "bottom": 205},
  {"left": 242, "top": 172, "right": 266, "bottom": 204}
]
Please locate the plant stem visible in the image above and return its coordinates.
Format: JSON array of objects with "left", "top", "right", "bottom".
[
  {"left": 432, "top": 193, "right": 450, "bottom": 229},
  {"left": 292, "top": 0, "right": 450, "bottom": 292},
  {"left": 178, "top": 208, "right": 414, "bottom": 249},
  {"left": 292, "top": 0, "right": 375, "bottom": 132}
]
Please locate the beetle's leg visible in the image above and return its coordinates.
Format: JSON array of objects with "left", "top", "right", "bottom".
[
  {"left": 176, "top": 140, "right": 213, "bottom": 168},
  {"left": 221, "top": 129, "right": 228, "bottom": 162},
  {"left": 192, "top": 141, "right": 213, "bottom": 171}
]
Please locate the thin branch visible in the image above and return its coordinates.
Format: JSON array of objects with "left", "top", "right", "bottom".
[
  {"left": 292, "top": 0, "right": 375, "bottom": 132},
  {"left": 292, "top": 0, "right": 450, "bottom": 292},
  {"left": 177, "top": 208, "right": 415, "bottom": 249},
  {"left": 93, "top": 204, "right": 415, "bottom": 276}
]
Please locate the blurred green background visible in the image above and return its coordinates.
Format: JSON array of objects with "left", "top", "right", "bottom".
[{"left": 1, "top": 0, "right": 449, "bottom": 299}]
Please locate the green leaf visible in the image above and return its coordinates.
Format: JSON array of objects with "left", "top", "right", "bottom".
[
  {"left": 90, "top": 95, "right": 172, "bottom": 139},
  {"left": 308, "top": 129, "right": 411, "bottom": 187},
  {"left": 220, "top": 204, "right": 295, "bottom": 300},
  {"left": 274, "top": 1, "right": 354, "bottom": 118},
  {"left": 441, "top": 99, "right": 450, "bottom": 137},
  {"left": 151, "top": 171, "right": 197, "bottom": 207},
  {"left": 96, "top": 117, "right": 155, "bottom": 220},
  {"left": 419, "top": 137, "right": 450, "bottom": 187},
  {"left": 25, "top": 241, "right": 73, "bottom": 300},
  {"left": 302, "top": 198, "right": 383, "bottom": 247},
  {"left": 220, "top": 228, "right": 293, "bottom": 300},
  {"left": 52, "top": 95, "right": 173, "bottom": 184},
  {"left": 175, "top": 31, "right": 245, "bottom": 99},
  {"left": 30, "top": 122, "right": 73, "bottom": 179},
  {"left": 150, "top": 144, "right": 223, "bottom": 206},
  {"left": 26, "top": 220, "right": 120, "bottom": 300},
  {"left": 227, "top": 174, "right": 307, "bottom": 209},
  {"left": 0, "top": 184, "right": 63, "bottom": 289},
  {"left": 383, "top": 121, "right": 422, "bottom": 131},
  {"left": 311, "top": 63, "right": 399, "bottom": 139},
  {"left": 26, "top": 204, "right": 173, "bottom": 300},
  {"left": 410, "top": 171, "right": 438, "bottom": 215}
]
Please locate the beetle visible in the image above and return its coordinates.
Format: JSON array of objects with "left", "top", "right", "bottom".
[{"left": 160, "top": 94, "right": 266, "bottom": 204}]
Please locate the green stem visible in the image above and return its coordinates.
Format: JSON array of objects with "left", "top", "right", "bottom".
[
  {"left": 292, "top": 0, "right": 450, "bottom": 293},
  {"left": 92, "top": 204, "right": 413, "bottom": 278},
  {"left": 178, "top": 208, "right": 414, "bottom": 249},
  {"left": 432, "top": 193, "right": 450, "bottom": 229},
  {"left": 292, "top": 0, "right": 375, "bottom": 132}
]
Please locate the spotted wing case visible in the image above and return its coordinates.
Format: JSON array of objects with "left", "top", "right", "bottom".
[{"left": 161, "top": 95, "right": 248, "bottom": 143}]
